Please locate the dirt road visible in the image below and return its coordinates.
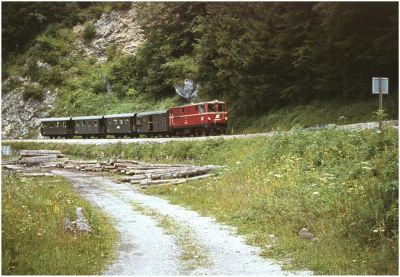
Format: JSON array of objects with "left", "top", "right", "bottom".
[{"left": 52, "top": 170, "right": 311, "bottom": 275}]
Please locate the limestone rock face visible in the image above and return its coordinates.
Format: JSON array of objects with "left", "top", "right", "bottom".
[
  {"left": 2, "top": 8, "right": 144, "bottom": 139},
  {"left": 75, "top": 8, "right": 144, "bottom": 61},
  {"left": 1, "top": 88, "right": 57, "bottom": 139}
]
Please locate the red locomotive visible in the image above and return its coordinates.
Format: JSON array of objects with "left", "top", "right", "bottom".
[
  {"left": 40, "top": 100, "right": 228, "bottom": 138},
  {"left": 169, "top": 100, "right": 228, "bottom": 136}
]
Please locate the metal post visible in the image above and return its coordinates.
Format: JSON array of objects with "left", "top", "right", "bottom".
[{"left": 379, "top": 77, "right": 383, "bottom": 111}]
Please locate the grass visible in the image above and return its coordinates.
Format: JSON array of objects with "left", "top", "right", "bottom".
[
  {"left": 230, "top": 96, "right": 398, "bottom": 134},
  {"left": 4, "top": 126, "right": 399, "bottom": 274},
  {"left": 106, "top": 189, "right": 210, "bottom": 272},
  {"left": 1, "top": 174, "right": 117, "bottom": 275},
  {"left": 128, "top": 200, "right": 210, "bottom": 272}
]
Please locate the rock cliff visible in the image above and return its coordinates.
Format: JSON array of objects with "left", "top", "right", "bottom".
[
  {"left": 2, "top": 8, "right": 144, "bottom": 139},
  {"left": 74, "top": 8, "right": 144, "bottom": 61}
]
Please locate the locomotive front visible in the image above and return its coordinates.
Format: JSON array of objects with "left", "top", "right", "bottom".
[{"left": 169, "top": 100, "right": 228, "bottom": 136}]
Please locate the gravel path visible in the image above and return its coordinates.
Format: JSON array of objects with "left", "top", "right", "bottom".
[{"left": 52, "top": 170, "right": 311, "bottom": 275}]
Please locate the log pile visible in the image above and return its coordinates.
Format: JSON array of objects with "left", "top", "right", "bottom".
[
  {"left": 18, "top": 150, "right": 65, "bottom": 165},
  {"left": 61, "top": 159, "right": 222, "bottom": 188},
  {"left": 3, "top": 149, "right": 223, "bottom": 188}
]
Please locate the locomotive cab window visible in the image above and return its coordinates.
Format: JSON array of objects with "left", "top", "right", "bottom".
[
  {"left": 199, "top": 105, "right": 205, "bottom": 113},
  {"left": 208, "top": 104, "right": 217, "bottom": 112}
]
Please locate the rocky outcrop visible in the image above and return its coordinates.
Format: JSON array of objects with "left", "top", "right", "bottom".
[
  {"left": 1, "top": 89, "right": 57, "bottom": 139},
  {"left": 2, "top": 8, "right": 144, "bottom": 139},
  {"left": 74, "top": 8, "right": 144, "bottom": 61}
]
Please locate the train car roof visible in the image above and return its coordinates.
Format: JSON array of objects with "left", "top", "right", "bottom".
[
  {"left": 103, "top": 113, "right": 136, "bottom": 119},
  {"left": 72, "top": 115, "right": 103, "bottom": 120},
  {"left": 136, "top": 110, "right": 168, "bottom": 117},
  {"left": 172, "top": 100, "right": 225, "bottom": 109},
  {"left": 39, "top": 117, "right": 72, "bottom": 122}
]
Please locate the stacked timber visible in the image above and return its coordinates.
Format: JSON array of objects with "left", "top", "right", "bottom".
[
  {"left": 62, "top": 158, "right": 222, "bottom": 188},
  {"left": 6, "top": 149, "right": 222, "bottom": 188},
  {"left": 19, "top": 150, "right": 65, "bottom": 165}
]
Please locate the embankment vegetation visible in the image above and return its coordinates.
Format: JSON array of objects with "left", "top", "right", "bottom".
[
  {"left": 2, "top": 174, "right": 116, "bottom": 275},
  {"left": 6, "top": 126, "right": 398, "bottom": 274},
  {"left": 2, "top": 2, "right": 398, "bottom": 136}
]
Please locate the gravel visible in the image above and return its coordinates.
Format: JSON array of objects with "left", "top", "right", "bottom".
[
  {"left": 52, "top": 170, "right": 312, "bottom": 275},
  {"left": 4, "top": 120, "right": 397, "bottom": 145}
]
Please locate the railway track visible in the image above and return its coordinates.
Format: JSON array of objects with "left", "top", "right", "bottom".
[{"left": 2, "top": 120, "right": 398, "bottom": 145}]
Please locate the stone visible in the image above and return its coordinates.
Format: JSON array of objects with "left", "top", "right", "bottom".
[
  {"left": 75, "top": 207, "right": 92, "bottom": 234},
  {"left": 298, "top": 227, "right": 317, "bottom": 241}
]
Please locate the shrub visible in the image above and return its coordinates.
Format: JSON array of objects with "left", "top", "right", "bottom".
[
  {"left": 82, "top": 22, "right": 96, "bottom": 42},
  {"left": 23, "top": 82, "right": 44, "bottom": 100}
]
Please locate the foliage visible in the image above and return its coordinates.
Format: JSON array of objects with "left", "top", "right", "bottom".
[
  {"left": 23, "top": 82, "right": 44, "bottom": 101},
  {"left": 229, "top": 96, "right": 398, "bottom": 134},
  {"left": 2, "top": 2, "right": 398, "bottom": 133},
  {"left": 6, "top": 128, "right": 398, "bottom": 274},
  {"left": 82, "top": 22, "right": 96, "bottom": 42},
  {"left": 2, "top": 174, "right": 116, "bottom": 274}
]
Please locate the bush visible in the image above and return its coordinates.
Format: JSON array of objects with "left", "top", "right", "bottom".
[
  {"left": 23, "top": 82, "right": 44, "bottom": 100},
  {"left": 82, "top": 22, "right": 96, "bottom": 42}
]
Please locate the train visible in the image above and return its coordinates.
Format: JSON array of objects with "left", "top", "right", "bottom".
[{"left": 39, "top": 100, "right": 228, "bottom": 138}]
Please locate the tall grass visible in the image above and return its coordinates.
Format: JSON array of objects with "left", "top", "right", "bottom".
[
  {"left": 2, "top": 174, "right": 116, "bottom": 275},
  {"left": 5, "top": 127, "right": 398, "bottom": 274},
  {"left": 230, "top": 96, "right": 398, "bottom": 134}
]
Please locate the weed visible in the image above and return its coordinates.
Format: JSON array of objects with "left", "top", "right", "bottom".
[
  {"left": 1, "top": 174, "right": 117, "bottom": 274},
  {"left": 5, "top": 127, "right": 399, "bottom": 274}
]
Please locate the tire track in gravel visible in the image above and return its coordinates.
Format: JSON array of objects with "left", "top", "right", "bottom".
[{"left": 52, "top": 170, "right": 312, "bottom": 275}]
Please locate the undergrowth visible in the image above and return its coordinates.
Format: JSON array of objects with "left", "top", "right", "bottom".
[
  {"left": 4, "top": 127, "right": 399, "bottom": 274},
  {"left": 1, "top": 174, "right": 117, "bottom": 275}
]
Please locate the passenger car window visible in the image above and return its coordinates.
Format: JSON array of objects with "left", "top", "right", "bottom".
[{"left": 218, "top": 104, "right": 225, "bottom": 112}]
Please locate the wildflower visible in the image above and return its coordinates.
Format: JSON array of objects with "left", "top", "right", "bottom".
[
  {"left": 236, "top": 161, "right": 241, "bottom": 165},
  {"left": 312, "top": 191, "right": 320, "bottom": 196}
]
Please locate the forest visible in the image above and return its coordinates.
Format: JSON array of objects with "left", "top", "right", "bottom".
[{"left": 2, "top": 2, "right": 398, "bottom": 119}]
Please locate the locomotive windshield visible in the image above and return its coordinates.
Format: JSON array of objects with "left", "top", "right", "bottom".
[{"left": 208, "top": 104, "right": 217, "bottom": 112}]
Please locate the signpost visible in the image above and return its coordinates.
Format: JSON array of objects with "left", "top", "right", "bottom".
[{"left": 372, "top": 77, "right": 389, "bottom": 110}]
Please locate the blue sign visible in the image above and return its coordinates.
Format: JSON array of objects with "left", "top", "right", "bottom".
[{"left": 372, "top": 77, "right": 389, "bottom": 94}]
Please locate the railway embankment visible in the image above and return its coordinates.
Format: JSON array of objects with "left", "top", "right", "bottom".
[{"left": 3, "top": 124, "right": 398, "bottom": 275}]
